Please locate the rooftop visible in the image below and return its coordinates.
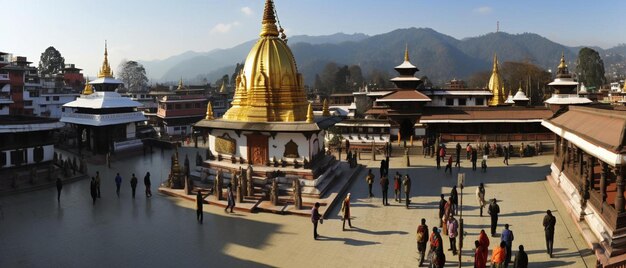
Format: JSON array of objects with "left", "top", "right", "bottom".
[{"left": 420, "top": 106, "right": 552, "bottom": 123}]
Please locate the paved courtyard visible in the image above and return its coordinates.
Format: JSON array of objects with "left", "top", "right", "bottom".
[{"left": 0, "top": 146, "right": 594, "bottom": 267}]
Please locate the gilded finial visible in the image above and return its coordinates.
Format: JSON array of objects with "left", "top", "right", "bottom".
[
  {"left": 518, "top": 81, "right": 523, "bottom": 92},
  {"left": 322, "top": 99, "right": 330, "bottom": 116},
  {"left": 177, "top": 77, "right": 184, "bottom": 90},
  {"left": 492, "top": 53, "right": 499, "bottom": 73},
  {"left": 98, "top": 40, "right": 113, "bottom": 78},
  {"left": 404, "top": 43, "right": 410, "bottom": 62},
  {"left": 82, "top": 78, "right": 94, "bottom": 95},
  {"left": 306, "top": 103, "right": 314, "bottom": 123},
  {"left": 220, "top": 81, "right": 226, "bottom": 93},
  {"left": 260, "top": 0, "right": 279, "bottom": 37},
  {"left": 558, "top": 52, "right": 567, "bottom": 69},
  {"left": 205, "top": 102, "right": 214, "bottom": 120}
]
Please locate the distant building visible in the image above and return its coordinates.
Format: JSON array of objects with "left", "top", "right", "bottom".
[{"left": 156, "top": 79, "right": 208, "bottom": 136}]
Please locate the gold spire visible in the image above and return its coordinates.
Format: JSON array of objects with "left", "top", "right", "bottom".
[
  {"left": 404, "top": 43, "right": 410, "bottom": 62},
  {"left": 306, "top": 103, "right": 314, "bottom": 123},
  {"left": 177, "top": 77, "right": 184, "bottom": 90},
  {"left": 488, "top": 53, "right": 505, "bottom": 106},
  {"left": 623, "top": 81, "right": 626, "bottom": 92},
  {"left": 220, "top": 81, "right": 226, "bottom": 93},
  {"left": 322, "top": 99, "right": 330, "bottom": 116},
  {"left": 558, "top": 52, "right": 567, "bottom": 69},
  {"left": 98, "top": 41, "right": 113, "bottom": 78},
  {"left": 260, "top": 0, "right": 279, "bottom": 37},
  {"left": 82, "top": 78, "right": 94, "bottom": 95},
  {"left": 205, "top": 102, "right": 214, "bottom": 120}
]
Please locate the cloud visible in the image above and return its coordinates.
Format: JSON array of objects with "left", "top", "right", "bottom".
[
  {"left": 473, "top": 6, "right": 493, "bottom": 14},
  {"left": 241, "top": 6, "right": 253, "bottom": 16},
  {"left": 210, "top": 21, "right": 240, "bottom": 34}
]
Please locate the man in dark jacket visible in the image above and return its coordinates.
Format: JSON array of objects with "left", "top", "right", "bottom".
[
  {"left": 115, "top": 173, "right": 122, "bottom": 197},
  {"left": 56, "top": 177, "right": 63, "bottom": 202},
  {"left": 196, "top": 190, "right": 211, "bottom": 223},
  {"left": 144, "top": 172, "right": 152, "bottom": 197},
  {"left": 514, "top": 244, "right": 528, "bottom": 268},
  {"left": 450, "top": 185, "right": 458, "bottom": 216},
  {"left": 471, "top": 149, "right": 478, "bottom": 171},
  {"left": 130, "top": 173, "right": 138, "bottom": 198},
  {"left": 416, "top": 218, "right": 429, "bottom": 266},
  {"left": 438, "top": 194, "right": 446, "bottom": 228},
  {"left": 543, "top": 210, "right": 557, "bottom": 257},
  {"left": 488, "top": 199, "right": 500, "bottom": 236},
  {"left": 455, "top": 143, "right": 461, "bottom": 167},
  {"left": 90, "top": 177, "right": 97, "bottom": 205},
  {"left": 380, "top": 175, "right": 389, "bottom": 206},
  {"left": 311, "top": 202, "right": 322, "bottom": 239},
  {"left": 402, "top": 175, "right": 411, "bottom": 208}
]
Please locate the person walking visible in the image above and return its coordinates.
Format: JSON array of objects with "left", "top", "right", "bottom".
[
  {"left": 380, "top": 175, "right": 389, "bottom": 206},
  {"left": 471, "top": 148, "right": 478, "bottom": 171},
  {"left": 436, "top": 145, "right": 441, "bottom": 169},
  {"left": 90, "top": 177, "right": 97, "bottom": 205},
  {"left": 225, "top": 183, "right": 235, "bottom": 213},
  {"left": 501, "top": 224, "right": 515, "bottom": 267},
  {"left": 444, "top": 155, "right": 453, "bottom": 174},
  {"left": 455, "top": 143, "right": 461, "bottom": 167},
  {"left": 438, "top": 194, "right": 446, "bottom": 229},
  {"left": 476, "top": 183, "right": 486, "bottom": 217},
  {"left": 56, "top": 177, "right": 63, "bottom": 202},
  {"left": 95, "top": 171, "right": 101, "bottom": 198},
  {"left": 429, "top": 227, "right": 446, "bottom": 268},
  {"left": 442, "top": 197, "right": 452, "bottom": 236},
  {"left": 416, "top": 218, "right": 429, "bottom": 267},
  {"left": 491, "top": 241, "right": 507, "bottom": 268},
  {"left": 447, "top": 215, "right": 458, "bottom": 255},
  {"left": 379, "top": 159, "right": 386, "bottom": 178},
  {"left": 513, "top": 245, "right": 528, "bottom": 268},
  {"left": 341, "top": 193, "right": 352, "bottom": 230},
  {"left": 115, "top": 173, "right": 122, "bottom": 197},
  {"left": 503, "top": 145, "right": 510, "bottom": 166},
  {"left": 478, "top": 230, "right": 490, "bottom": 266},
  {"left": 394, "top": 172, "right": 401, "bottom": 203},
  {"left": 402, "top": 174, "right": 411, "bottom": 208},
  {"left": 489, "top": 198, "right": 500, "bottom": 236},
  {"left": 311, "top": 202, "right": 322, "bottom": 239},
  {"left": 481, "top": 155, "right": 488, "bottom": 172},
  {"left": 130, "top": 173, "right": 138, "bottom": 199},
  {"left": 543, "top": 210, "right": 557, "bottom": 257},
  {"left": 450, "top": 185, "right": 458, "bottom": 216},
  {"left": 196, "top": 190, "right": 210, "bottom": 223},
  {"left": 366, "top": 169, "right": 374, "bottom": 197},
  {"left": 466, "top": 143, "right": 472, "bottom": 160},
  {"left": 144, "top": 172, "right": 152, "bottom": 197},
  {"left": 474, "top": 240, "right": 486, "bottom": 268}
]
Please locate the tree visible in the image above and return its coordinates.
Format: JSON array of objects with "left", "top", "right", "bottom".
[
  {"left": 500, "top": 61, "right": 552, "bottom": 104},
  {"left": 348, "top": 65, "right": 364, "bottom": 89},
  {"left": 118, "top": 60, "right": 148, "bottom": 91},
  {"left": 319, "top": 62, "right": 339, "bottom": 95},
  {"left": 314, "top": 74, "right": 323, "bottom": 92},
  {"left": 38, "top": 46, "right": 65, "bottom": 76},
  {"left": 576, "top": 47, "right": 606, "bottom": 89}
]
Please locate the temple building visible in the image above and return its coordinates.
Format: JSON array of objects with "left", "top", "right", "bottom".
[
  {"left": 194, "top": 0, "right": 340, "bottom": 198},
  {"left": 156, "top": 79, "right": 208, "bottom": 137},
  {"left": 545, "top": 53, "right": 592, "bottom": 113},
  {"left": 61, "top": 43, "right": 146, "bottom": 154},
  {"left": 543, "top": 105, "right": 626, "bottom": 267}
]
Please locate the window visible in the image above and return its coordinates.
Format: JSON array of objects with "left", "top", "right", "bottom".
[
  {"left": 458, "top": 98, "right": 466, "bottom": 106},
  {"left": 46, "top": 97, "right": 50, "bottom": 101},
  {"left": 53, "top": 96, "right": 59, "bottom": 101},
  {"left": 446, "top": 98, "right": 454, "bottom": 106},
  {"left": 476, "top": 98, "right": 484, "bottom": 106}
]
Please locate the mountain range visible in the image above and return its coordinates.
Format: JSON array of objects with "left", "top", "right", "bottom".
[{"left": 139, "top": 28, "right": 626, "bottom": 86}]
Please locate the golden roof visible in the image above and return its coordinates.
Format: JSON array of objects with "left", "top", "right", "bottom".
[
  {"left": 306, "top": 102, "right": 314, "bottom": 123},
  {"left": 222, "top": 0, "right": 308, "bottom": 122},
  {"left": 322, "top": 99, "right": 330, "bottom": 116},
  {"left": 98, "top": 41, "right": 114, "bottom": 78},
  {"left": 404, "top": 43, "right": 410, "bottom": 62},
  {"left": 82, "top": 78, "right": 94, "bottom": 95},
  {"left": 488, "top": 53, "right": 505, "bottom": 106}
]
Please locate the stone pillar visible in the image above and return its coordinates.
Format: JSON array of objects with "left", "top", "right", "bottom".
[
  {"left": 615, "top": 167, "right": 625, "bottom": 213},
  {"left": 600, "top": 162, "right": 608, "bottom": 203}
]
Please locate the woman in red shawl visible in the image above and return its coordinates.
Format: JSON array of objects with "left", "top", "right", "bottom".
[{"left": 478, "top": 229, "right": 490, "bottom": 267}]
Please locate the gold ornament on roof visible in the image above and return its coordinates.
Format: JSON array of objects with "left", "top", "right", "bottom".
[
  {"left": 404, "top": 43, "right": 410, "bottom": 62},
  {"left": 98, "top": 41, "right": 114, "bottom": 78},
  {"left": 488, "top": 53, "right": 505, "bottom": 106},
  {"left": 177, "top": 77, "right": 185, "bottom": 91},
  {"left": 306, "top": 103, "right": 314, "bottom": 123},
  {"left": 322, "top": 99, "right": 330, "bottom": 116},
  {"left": 220, "top": 81, "right": 226, "bottom": 93},
  {"left": 221, "top": 0, "right": 308, "bottom": 122},
  {"left": 558, "top": 52, "right": 567, "bottom": 69},
  {"left": 205, "top": 102, "right": 214, "bottom": 120},
  {"left": 82, "top": 78, "right": 94, "bottom": 95}
]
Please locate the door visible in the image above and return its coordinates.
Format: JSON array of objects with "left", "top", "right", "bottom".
[{"left": 247, "top": 134, "right": 269, "bottom": 165}]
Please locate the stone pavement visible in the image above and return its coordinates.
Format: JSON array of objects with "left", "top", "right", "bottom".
[{"left": 0, "top": 145, "right": 594, "bottom": 267}]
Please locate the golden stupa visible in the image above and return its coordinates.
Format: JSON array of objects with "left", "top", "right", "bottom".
[
  {"left": 488, "top": 53, "right": 505, "bottom": 106},
  {"left": 222, "top": 0, "right": 308, "bottom": 122}
]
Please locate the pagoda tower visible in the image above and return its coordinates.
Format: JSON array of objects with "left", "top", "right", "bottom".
[
  {"left": 488, "top": 53, "right": 505, "bottom": 106},
  {"left": 544, "top": 52, "right": 591, "bottom": 113},
  {"left": 390, "top": 45, "right": 422, "bottom": 90},
  {"left": 61, "top": 42, "right": 146, "bottom": 154}
]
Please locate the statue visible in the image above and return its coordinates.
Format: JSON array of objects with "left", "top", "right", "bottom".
[
  {"left": 246, "top": 165, "right": 254, "bottom": 197},
  {"left": 214, "top": 170, "right": 223, "bottom": 200},
  {"left": 293, "top": 178, "right": 302, "bottom": 210},
  {"left": 168, "top": 155, "right": 184, "bottom": 189},
  {"left": 270, "top": 178, "right": 279, "bottom": 206},
  {"left": 236, "top": 178, "right": 244, "bottom": 203}
]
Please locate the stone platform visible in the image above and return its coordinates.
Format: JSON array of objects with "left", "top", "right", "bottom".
[{"left": 159, "top": 162, "right": 364, "bottom": 218}]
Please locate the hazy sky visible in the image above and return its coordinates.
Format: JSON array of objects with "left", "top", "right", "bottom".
[{"left": 2, "top": 0, "right": 625, "bottom": 76}]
